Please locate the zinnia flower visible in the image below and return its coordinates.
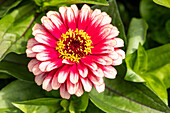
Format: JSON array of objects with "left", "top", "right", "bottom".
[{"left": 26, "top": 4, "right": 125, "bottom": 99}]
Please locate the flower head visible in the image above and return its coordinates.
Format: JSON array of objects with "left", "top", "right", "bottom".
[{"left": 26, "top": 4, "right": 125, "bottom": 99}]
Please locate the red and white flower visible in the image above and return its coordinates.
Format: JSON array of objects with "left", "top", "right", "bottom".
[{"left": 26, "top": 4, "right": 125, "bottom": 99}]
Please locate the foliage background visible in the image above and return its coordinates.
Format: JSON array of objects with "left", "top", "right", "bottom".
[{"left": 0, "top": 0, "right": 170, "bottom": 112}]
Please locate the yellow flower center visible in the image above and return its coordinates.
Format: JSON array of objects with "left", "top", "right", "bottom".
[{"left": 56, "top": 29, "right": 93, "bottom": 63}]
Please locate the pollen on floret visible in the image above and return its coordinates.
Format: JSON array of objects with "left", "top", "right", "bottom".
[{"left": 56, "top": 28, "right": 93, "bottom": 62}]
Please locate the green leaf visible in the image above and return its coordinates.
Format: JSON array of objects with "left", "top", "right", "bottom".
[
  {"left": 0, "top": 0, "right": 22, "bottom": 18},
  {"left": 86, "top": 100, "right": 104, "bottom": 113},
  {"left": 140, "top": 0, "right": 170, "bottom": 44},
  {"left": 91, "top": 4, "right": 108, "bottom": 12},
  {"left": 0, "top": 53, "right": 34, "bottom": 81},
  {"left": 126, "top": 18, "right": 148, "bottom": 55},
  {"left": 37, "top": 0, "right": 108, "bottom": 7},
  {"left": 125, "top": 7, "right": 170, "bottom": 103},
  {"left": 143, "top": 64, "right": 170, "bottom": 105},
  {"left": 34, "top": 0, "right": 43, "bottom": 6},
  {"left": 0, "top": 3, "right": 35, "bottom": 61},
  {"left": 107, "top": 0, "right": 127, "bottom": 46},
  {"left": 125, "top": 43, "right": 170, "bottom": 104},
  {"left": 165, "top": 20, "right": 170, "bottom": 35},
  {"left": 0, "top": 80, "right": 45, "bottom": 111},
  {"left": 45, "top": 90, "right": 61, "bottom": 98},
  {"left": 13, "top": 98, "right": 62, "bottom": 113},
  {"left": 69, "top": 93, "right": 89, "bottom": 113},
  {"left": 153, "top": 0, "right": 170, "bottom": 8},
  {"left": 133, "top": 44, "right": 148, "bottom": 74},
  {"left": 44, "top": 91, "right": 89, "bottom": 113},
  {"left": 125, "top": 18, "right": 148, "bottom": 82},
  {"left": 90, "top": 65, "right": 170, "bottom": 113},
  {"left": 0, "top": 72, "right": 12, "bottom": 79},
  {"left": 59, "top": 100, "right": 69, "bottom": 113},
  {"left": 142, "top": 44, "right": 170, "bottom": 103},
  {"left": 0, "top": 108, "right": 22, "bottom": 113},
  {"left": 147, "top": 44, "right": 170, "bottom": 71}
]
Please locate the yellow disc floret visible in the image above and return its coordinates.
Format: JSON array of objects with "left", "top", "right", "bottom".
[{"left": 56, "top": 29, "right": 93, "bottom": 63}]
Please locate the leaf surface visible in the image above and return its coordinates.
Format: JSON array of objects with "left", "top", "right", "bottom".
[
  {"left": 90, "top": 65, "right": 170, "bottom": 113},
  {"left": 0, "top": 0, "right": 22, "bottom": 17},
  {"left": 140, "top": 0, "right": 170, "bottom": 44},
  {"left": 0, "top": 80, "right": 45, "bottom": 111},
  {"left": 125, "top": 18, "right": 148, "bottom": 82},
  {"left": 13, "top": 98, "right": 61, "bottom": 113},
  {"left": 125, "top": 43, "right": 170, "bottom": 104},
  {"left": 0, "top": 53, "right": 34, "bottom": 81},
  {"left": 126, "top": 18, "right": 148, "bottom": 55},
  {"left": 153, "top": 0, "right": 170, "bottom": 8},
  {"left": 34, "top": 0, "right": 108, "bottom": 7},
  {"left": 0, "top": 3, "right": 35, "bottom": 61},
  {"left": 69, "top": 93, "right": 89, "bottom": 113}
]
